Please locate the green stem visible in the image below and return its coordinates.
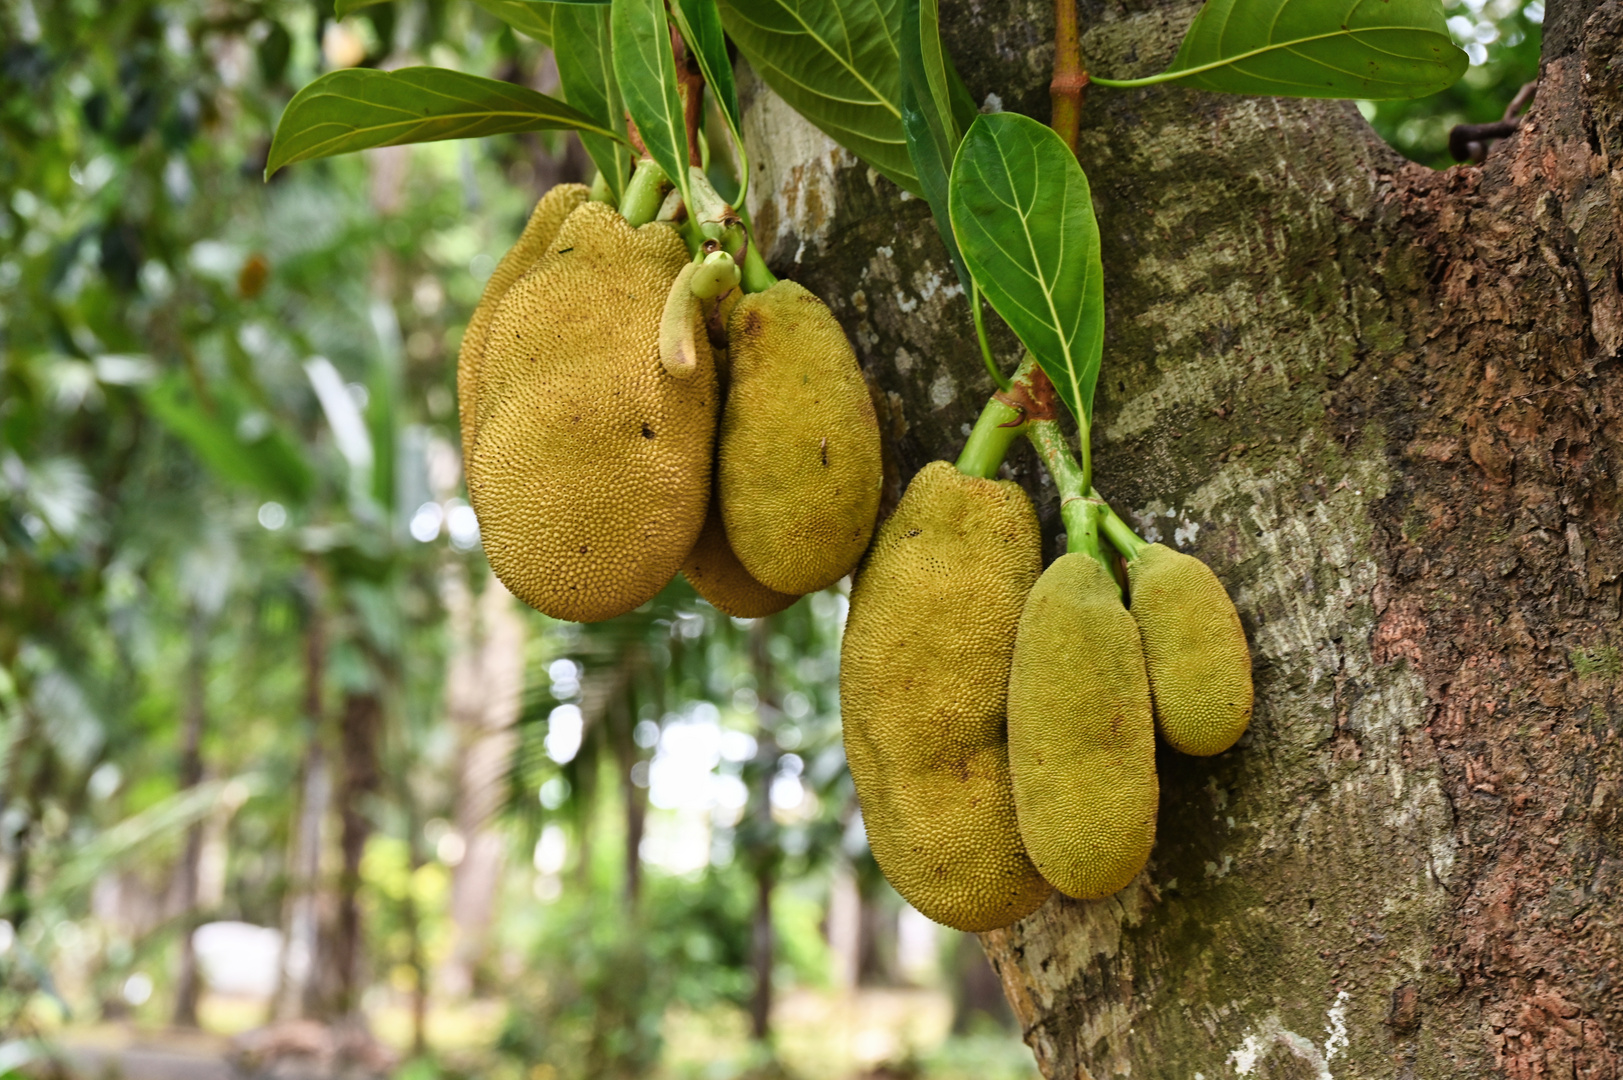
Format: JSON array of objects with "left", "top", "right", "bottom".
[
  {"left": 619, "top": 159, "right": 671, "bottom": 227},
  {"left": 740, "top": 242, "right": 776, "bottom": 294},
  {"left": 954, "top": 354, "right": 1040, "bottom": 478},
  {"left": 954, "top": 396, "right": 1026, "bottom": 479},
  {"left": 970, "top": 281, "right": 1009, "bottom": 392},
  {"left": 1094, "top": 492, "right": 1149, "bottom": 560},
  {"left": 1027, "top": 419, "right": 1113, "bottom": 579},
  {"left": 589, "top": 171, "right": 614, "bottom": 203}
]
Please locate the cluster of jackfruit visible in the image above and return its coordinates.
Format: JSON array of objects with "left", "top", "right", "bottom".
[
  {"left": 841, "top": 467, "right": 1252, "bottom": 931},
  {"left": 459, "top": 185, "right": 1253, "bottom": 936},
  {"left": 458, "top": 186, "right": 882, "bottom": 624}
]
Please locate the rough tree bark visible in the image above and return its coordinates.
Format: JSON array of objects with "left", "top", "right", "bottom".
[{"left": 741, "top": 0, "right": 1623, "bottom": 1073}]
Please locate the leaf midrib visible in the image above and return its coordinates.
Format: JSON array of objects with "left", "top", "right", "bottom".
[
  {"left": 732, "top": 0, "right": 902, "bottom": 120},
  {"left": 1095, "top": 24, "right": 1453, "bottom": 86}
]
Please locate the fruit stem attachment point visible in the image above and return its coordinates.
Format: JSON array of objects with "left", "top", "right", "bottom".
[
  {"left": 1094, "top": 494, "right": 1148, "bottom": 561},
  {"left": 620, "top": 159, "right": 670, "bottom": 227},
  {"left": 955, "top": 397, "right": 1027, "bottom": 479},
  {"left": 970, "top": 281, "right": 1009, "bottom": 392},
  {"left": 1060, "top": 496, "right": 1115, "bottom": 579},
  {"left": 739, "top": 242, "right": 777, "bottom": 294},
  {"left": 1027, "top": 416, "right": 1112, "bottom": 579},
  {"left": 955, "top": 354, "right": 1043, "bottom": 478},
  {"left": 588, "top": 171, "right": 614, "bottom": 204}
]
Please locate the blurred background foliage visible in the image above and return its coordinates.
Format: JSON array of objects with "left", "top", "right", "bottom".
[{"left": 0, "top": 0, "right": 1541, "bottom": 1078}]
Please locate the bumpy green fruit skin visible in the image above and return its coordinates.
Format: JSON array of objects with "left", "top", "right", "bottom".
[
  {"left": 467, "top": 202, "right": 714, "bottom": 623},
  {"left": 1127, "top": 544, "right": 1253, "bottom": 756},
  {"left": 457, "top": 184, "right": 588, "bottom": 463},
  {"left": 682, "top": 496, "right": 800, "bottom": 619},
  {"left": 1008, "top": 554, "right": 1158, "bottom": 900},
  {"left": 719, "top": 281, "right": 882, "bottom": 595},
  {"left": 840, "top": 462, "right": 1052, "bottom": 932}
]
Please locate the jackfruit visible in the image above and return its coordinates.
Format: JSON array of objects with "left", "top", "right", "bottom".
[
  {"left": 467, "top": 201, "right": 714, "bottom": 622},
  {"left": 457, "top": 183, "right": 589, "bottom": 463},
  {"left": 719, "top": 281, "right": 882, "bottom": 595},
  {"left": 840, "top": 462, "right": 1052, "bottom": 932},
  {"left": 1008, "top": 553, "right": 1158, "bottom": 900},
  {"left": 682, "top": 497, "right": 800, "bottom": 618},
  {"left": 1127, "top": 544, "right": 1253, "bottom": 756}
]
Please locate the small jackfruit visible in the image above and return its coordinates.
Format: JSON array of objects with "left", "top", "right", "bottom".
[
  {"left": 467, "top": 201, "right": 715, "bottom": 622},
  {"left": 1127, "top": 544, "right": 1253, "bottom": 756},
  {"left": 457, "top": 184, "right": 589, "bottom": 463},
  {"left": 682, "top": 497, "right": 800, "bottom": 618},
  {"left": 1008, "top": 553, "right": 1158, "bottom": 900},
  {"left": 840, "top": 462, "right": 1052, "bottom": 932},
  {"left": 719, "top": 281, "right": 882, "bottom": 595}
]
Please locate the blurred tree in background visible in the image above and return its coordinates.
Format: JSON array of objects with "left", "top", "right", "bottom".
[{"left": 0, "top": 0, "right": 1545, "bottom": 1078}]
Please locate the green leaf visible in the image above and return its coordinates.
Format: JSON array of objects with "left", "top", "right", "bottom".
[
  {"left": 1091, "top": 0, "right": 1468, "bottom": 99},
  {"left": 266, "top": 66, "right": 626, "bottom": 177},
  {"left": 669, "top": 0, "right": 747, "bottom": 203},
  {"left": 949, "top": 112, "right": 1105, "bottom": 425},
  {"left": 899, "top": 0, "right": 968, "bottom": 292},
  {"left": 555, "top": 3, "right": 631, "bottom": 201},
  {"left": 612, "top": 0, "right": 693, "bottom": 211},
  {"left": 335, "top": 0, "right": 392, "bottom": 15},
  {"left": 718, "top": 0, "right": 918, "bottom": 194},
  {"left": 470, "top": 0, "right": 555, "bottom": 43}
]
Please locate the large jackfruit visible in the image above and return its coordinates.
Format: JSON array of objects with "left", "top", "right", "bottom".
[
  {"left": 1008, "top": 554, "right": 1158, "bottom": 900},
  {"left": 457, "top": 184, "right": 589, "bottom": 463},
  {"left": 467, "top": 201, "right": 714, "bottom": 623},
  {"left": 840, "top": 462, "right": 1052, "bottom": 932},
  {"left": 683, "top": 497, "right": 800, "bottom": 618},
  {"left": 1127, "top": 544, "right": 1253, "bottom": 756},
  {"left": 719, "top": 281, "right": 882, "bottom": 595}
]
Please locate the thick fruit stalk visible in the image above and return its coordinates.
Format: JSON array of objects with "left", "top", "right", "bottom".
[
  {"left": 1127, "top": 544, "right": 1253, "bottom": 756},
  {"left": 466, "top": 200, "right": 715, "bottom": 623},
  {"left": 840, "top": 462, "right": 1052, "bottom": 932},
  {"left": 718, "top": 281, "right": 882, "bottom": 595},
  {"left": 1007, "top": 552, "right": 1158, "bottom": 900}
]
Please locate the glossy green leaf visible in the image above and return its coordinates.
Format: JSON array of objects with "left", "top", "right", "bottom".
[
  {"left": 899, "top": 0, "right": 973, "bottom": 293},
  {"left": 555, "top": 3, "right": 631, "bottom": 200},
  {"left": 949, "top": 112, "right": 1104, "bottom": 425},
  {"left": 670, "top": 0, "right": 747, "bottom": 203},
  {"left": 1092, "top": 0, "right": 1467, "bottom": 99},
  {"left": 612, "top": 0, "right": 693, "bottom": 210},
  {"left": 718, "top": 0, "right": 917, "bottom": 194},
  {"left": 471, "top": 0, "right": 555, "bottom": 42},
  {"left": 266, "top": 67, "right": 624, "bottom": 178}
]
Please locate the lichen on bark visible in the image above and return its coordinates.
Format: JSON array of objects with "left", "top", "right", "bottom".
[{"left": 741, "top": 0, "right": 1623, "bottom": 1074}]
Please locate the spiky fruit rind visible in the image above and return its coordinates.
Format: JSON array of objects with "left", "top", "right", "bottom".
[
  {"left": 468, "top": 202, "right": 712, "bottom": 623},
  {"left": 457, "top": 184, "right": 589, "bottom": 463},
  {"left": 1128, "top": 543, "right": 1253, "bottom": 756},
  {"left": 720, "top": 281, "right": 882, "bottom": 595},
  {"left": 683, "top": 498, "right": 800, "bottom": 619},
  {"left": 1008, "top": 553, "right": 1158, "bottom": 900},
  {"left": 840, "top": 462, "right": 1052, "bottom": 932}
]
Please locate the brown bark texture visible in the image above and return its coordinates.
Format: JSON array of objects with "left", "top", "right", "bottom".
[{"left": 740, "top": 0, "right": 1623, "bottom": 1074}]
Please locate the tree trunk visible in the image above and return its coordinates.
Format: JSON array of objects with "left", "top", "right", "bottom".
[
  {"left": 743, "top": 0, "right": 1623, "bottom": 1073},
  {"left": 274, "top": 570, "right": 331, "bottom": 1023},
  {"left": 747, "top": 618, "right": 779, "bottom": 1043},
  {"left": 440, "top": 570, "right": 526, "bottom": 998},
  {"left": 171, "top": 609, "right": 208, "bottom": 1027},
  {"left": 334, "top": 689, "right": 382, "bottom": 1018}
]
